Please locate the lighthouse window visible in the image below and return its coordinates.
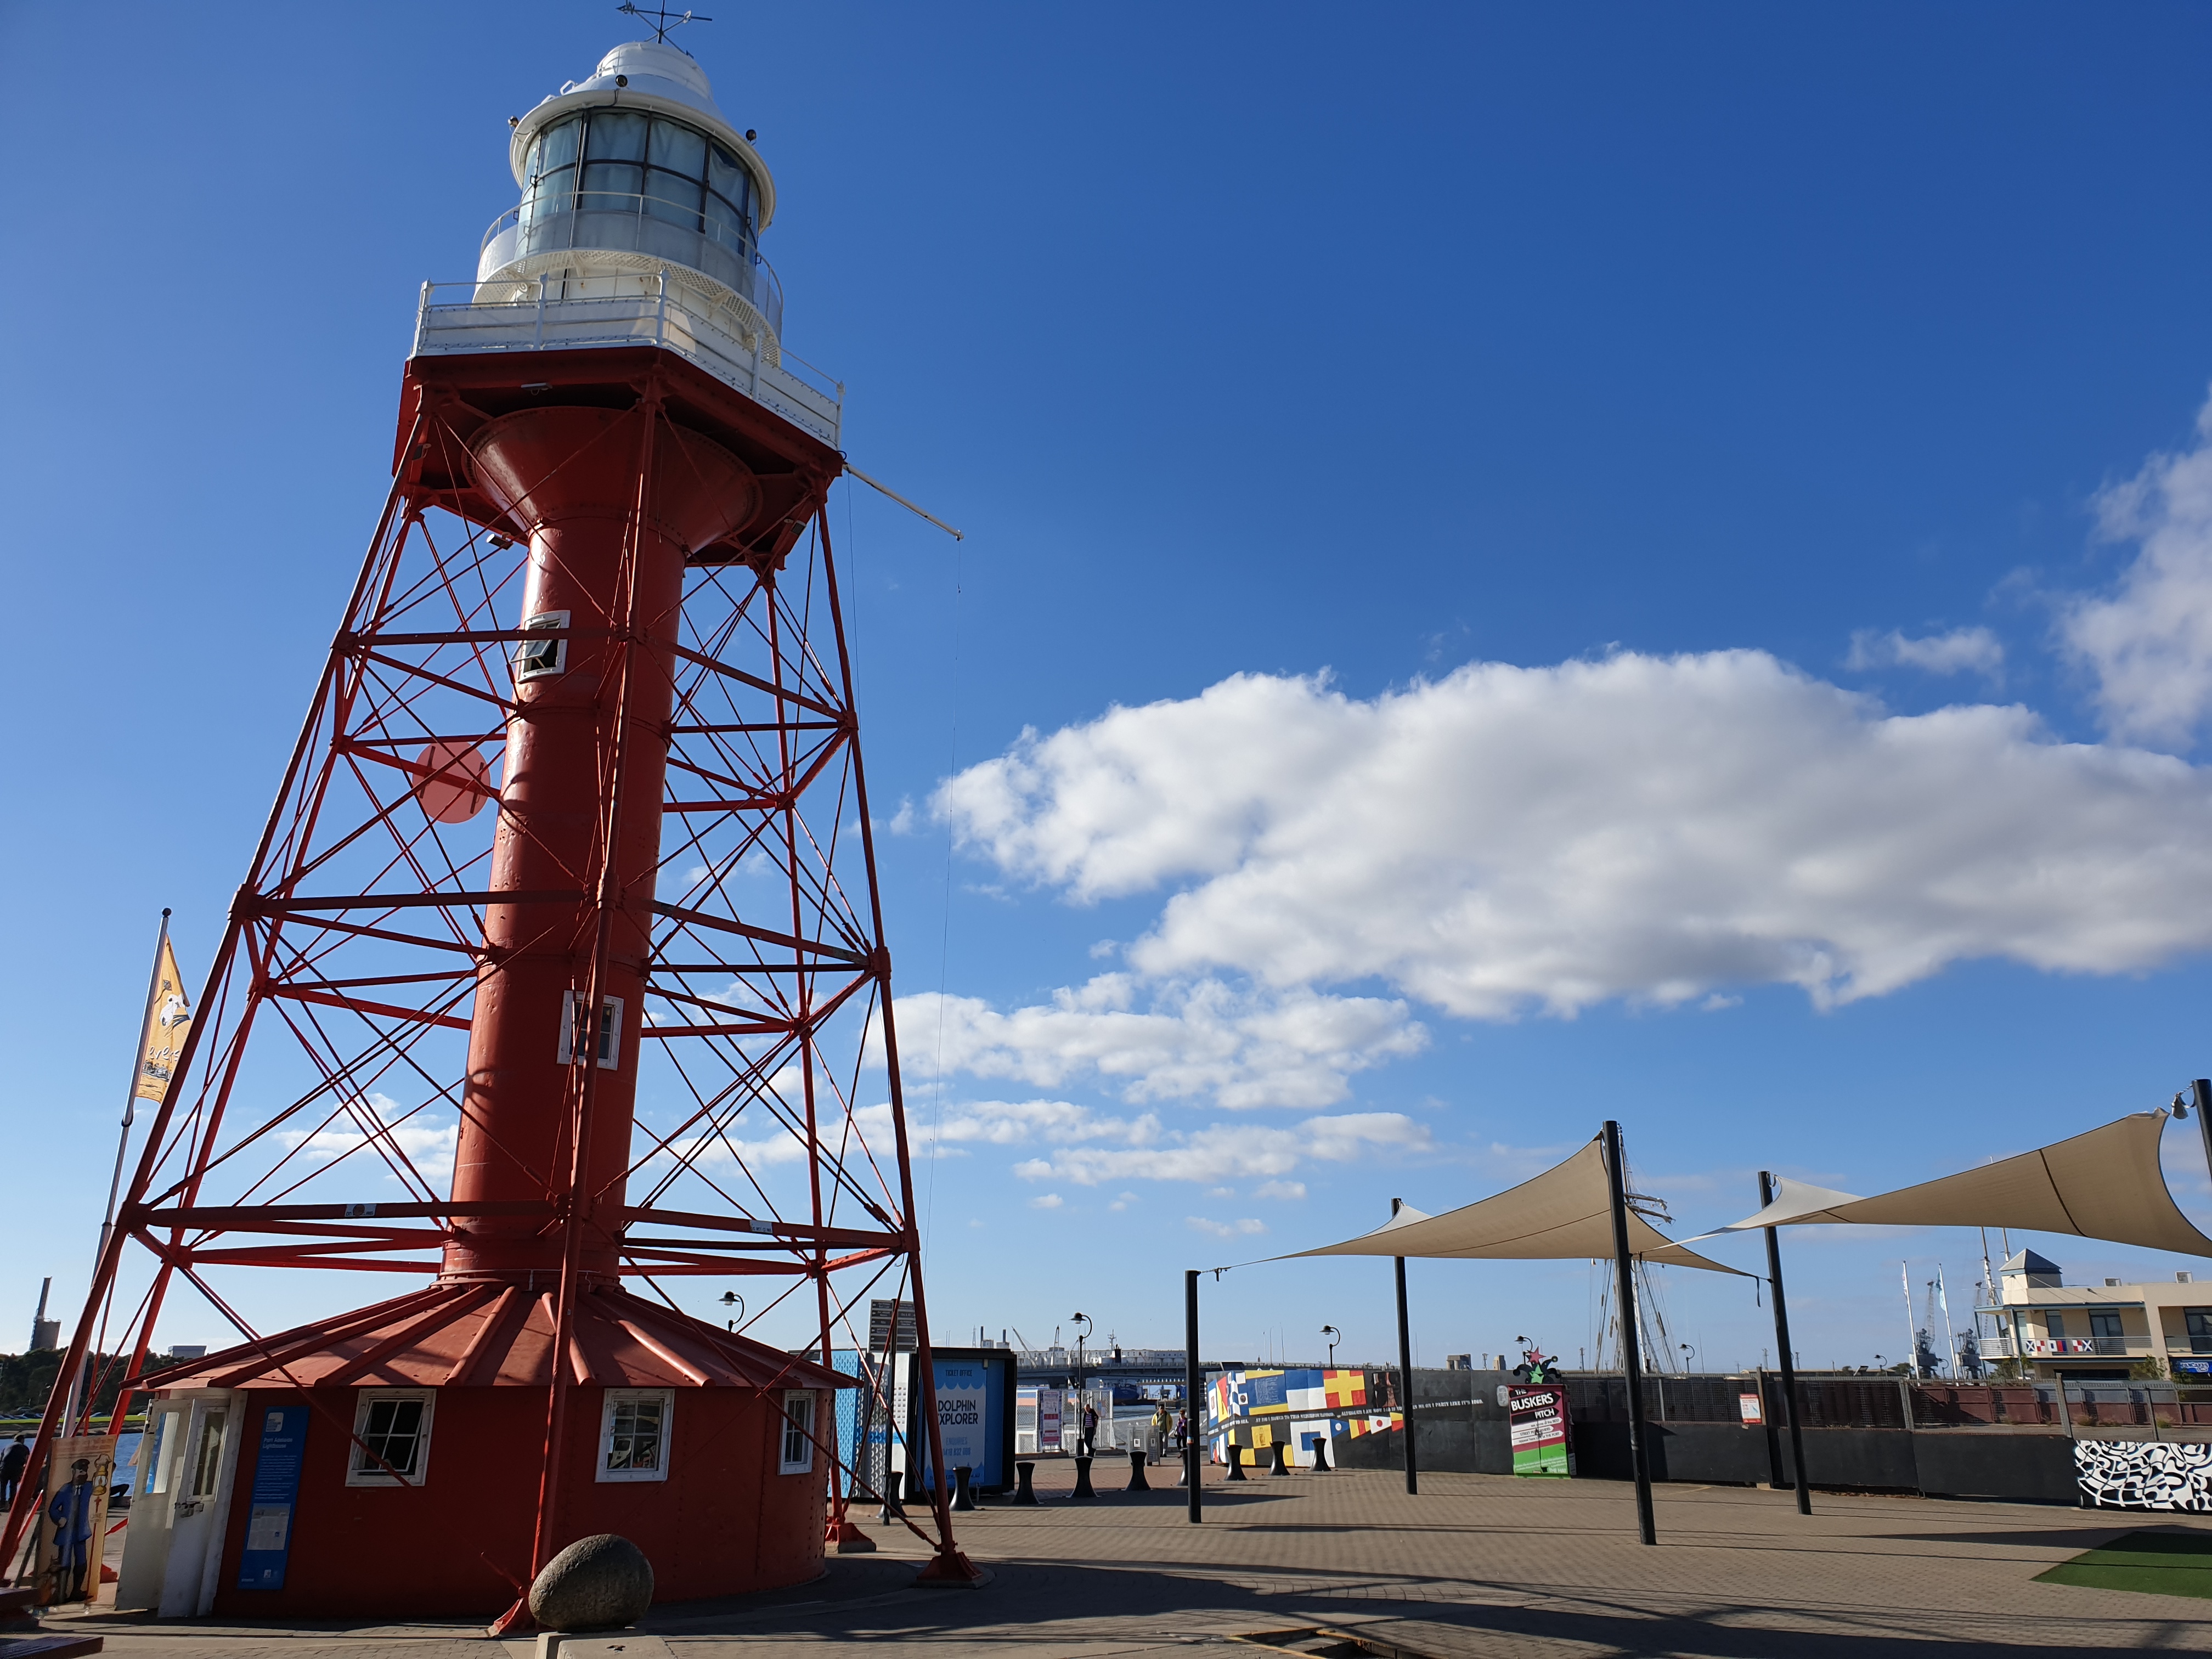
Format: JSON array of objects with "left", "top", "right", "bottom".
[
  {"left": 521, "top": 117, "right": 582, "bottom": 228},
  {"left": 580, "top": 109, "right": 649, "bottom": 213},
  {"left": 597, "top": 1390, "right": 673, "bottom": 1483},
  {"left": 346, "top": 1390, "right": 434, "bottom": 1486},
  {"left": 645, "top": 120, "right": 707, "bottom": 228},
  {"left": 706, "top": 147, "right": 753, "bottom": 252},
  {"left": 520, "top": 111, "right": 755, "bottom": 255}
]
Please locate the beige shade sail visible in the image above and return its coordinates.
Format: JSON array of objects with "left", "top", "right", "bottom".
[
  {"left": 1711, "top": 1111, "right": 2212, "bottom": 1259},
  {"left": 1284, "top": 1138, "right": 1746, "bottom": 1274}
]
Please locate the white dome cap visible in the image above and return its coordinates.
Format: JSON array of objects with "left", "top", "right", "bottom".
[{"left": 572, "top": 41, "right": 723, "bottom": 116}]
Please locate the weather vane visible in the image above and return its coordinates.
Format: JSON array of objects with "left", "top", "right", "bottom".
[{"left": 617, "top": 2, "right": 712, "bottom": 44}]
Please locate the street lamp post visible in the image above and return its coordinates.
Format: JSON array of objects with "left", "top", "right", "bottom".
[
  {"left": 719, "top": 1290, "right": 743, "bottom": 1334},
  {"left": 1322, "top": 1325, "right": 1340, "bottom": 1368},
  {"left": 1071, "top": 1311, "right": 1092, "bottom": 1449}
]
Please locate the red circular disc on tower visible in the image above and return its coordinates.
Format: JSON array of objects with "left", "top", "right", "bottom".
[{"left": 414, "top": 741, "right": 490, "bottom": 823}]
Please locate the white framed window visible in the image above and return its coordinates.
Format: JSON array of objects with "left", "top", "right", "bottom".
[
  {"left": 597, "top": 1389, "right": 673, "bottom": 1483},
  {"left": 346, "top": 1390, "right": 434, "bottom": 1486},
  {"left": 778, "top": 1390, "right": 816, "bottom": 1475},
  {"left": 514, "top": 611, "right": 571, "bottom": 681},
  {"left": 556, "top": 992, "right": 623, "bottom": 1069}
]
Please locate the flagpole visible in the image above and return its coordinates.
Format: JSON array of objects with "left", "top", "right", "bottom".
[
  {"left": 100, "top": 910, "right": 172, "bottom": 1255},
  {"left": 72, "top": 910, "right": 171, "bottom": 1435}
]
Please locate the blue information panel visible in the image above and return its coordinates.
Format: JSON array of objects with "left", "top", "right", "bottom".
[
  {"left": 236, "top": 1404, "right": 307, "bottom": 1590},
  {"left": 916, "top": 1352, "right": 1011, "bottom": 1491}
]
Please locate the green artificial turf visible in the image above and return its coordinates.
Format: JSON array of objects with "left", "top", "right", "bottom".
[{"left": 2035, "top": 1529, "right": 2212, "bottom": 1599}]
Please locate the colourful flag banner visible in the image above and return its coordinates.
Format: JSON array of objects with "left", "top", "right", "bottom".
[{"left": 132, "top": 938, "right": 192, "bottom": 1107}]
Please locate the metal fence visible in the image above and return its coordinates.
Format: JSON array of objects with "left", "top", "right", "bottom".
[{"left": 1566, "top": 1373, "right": 2212, "bottom": 1431}]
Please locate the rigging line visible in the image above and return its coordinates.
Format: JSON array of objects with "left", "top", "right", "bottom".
[{"left": 925, "top": 511, "right": 963, "bottom": 1272}]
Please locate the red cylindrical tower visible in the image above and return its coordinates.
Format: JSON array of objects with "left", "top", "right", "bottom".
[
  {"left": 445, "top": 409, "right": 760, "bottom": 1284},
  {"left": 5, "top": 30, "right": 977, "bottom": 1623}
]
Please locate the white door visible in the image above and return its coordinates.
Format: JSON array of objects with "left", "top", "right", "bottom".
[
  {"left": 114, "top": 1402, "right": 188, "bottom": 1611},
  {"left": 156, "top": 1397, "right": 240, "bottom": 1616}
]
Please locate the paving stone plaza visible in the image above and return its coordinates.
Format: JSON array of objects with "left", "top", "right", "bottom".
[{"left": 35, "top": 1460, "right": 2212, "bottom": 1657}]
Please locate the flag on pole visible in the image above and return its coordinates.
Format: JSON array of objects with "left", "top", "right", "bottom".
[{"left": 132, "top": 938, "right": 191, "bottom": 1111}]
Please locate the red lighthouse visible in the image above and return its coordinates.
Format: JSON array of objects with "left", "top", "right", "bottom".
[{"left": 7, "top": 31, "right": 974, "bottom": 1620}]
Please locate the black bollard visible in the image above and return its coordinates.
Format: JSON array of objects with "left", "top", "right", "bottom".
[
  {"left": 1226, "top": 1444, "right": 1247, "bottom": 1482},
  {"left": 1269, "top": 1440, "right": 1291, "bottom": 1476},
  {"left": 1309, "top": 1435, "right": 1333, "bottom": 1472},
  {"left": 1012, "top": 1459, "right": 1038, "bottom": 1505},
  {"left": 1127, "top": 1448, "right": 1150, "bottom": 1491},
  {"left": 952, "top": 1464, "right": 977, "bottom": 1512},
  {"left": 877, "top": 1468, "right": 905, "bottom": 1522},
  {"left": 1072, "top": 1455, "right": 1097, "bottom": 1500}
]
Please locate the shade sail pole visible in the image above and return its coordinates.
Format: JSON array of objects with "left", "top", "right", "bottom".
[
  {"left": 2192, "top": 1082, "right": 2212, "bottom": 1190},
  {"left": 1760, "top": 1170, "right": 1812, "bottom": 1515},
  {"left": 1184, "top": 1269, "right": 1202, "bottom": 1525},
  {"left": 1391, "top": 1197, "right": 1419, "bottom": 1496},
  {"left": 1603, "top": 1121, "right": 1656, "bottom": 1545}
]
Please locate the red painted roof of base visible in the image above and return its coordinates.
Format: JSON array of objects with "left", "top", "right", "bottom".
[{"left": 155, "top": 1281, "right": 856, "bottom": 1392}]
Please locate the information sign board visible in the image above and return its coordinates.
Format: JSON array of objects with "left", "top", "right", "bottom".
[
  {"left": 1508, "top": 1383, "right": 1571, "bottom": 1477},
  {"left": 236, "top": 1404, "right": 307, "bottom": 1590}
]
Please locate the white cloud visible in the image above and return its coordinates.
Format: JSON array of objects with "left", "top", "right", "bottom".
[
  {"left": 1011, "top": 1111, "right": 1433, "bottom": 1187},
  {"left": 2066, "top": 394, "right": 2212, "bottom": 748},
  {"left": 897, "top": 975, "right": 1424, "bottom": 1109},
  {"left": 1254, "top": 1180, "right": 1307, "bottom": 1201},
  {"left": 1188, "top": 1215, "right": 1268, "bottom": 1238},
  {"left": 937, "top": 653, "right": 2212, "bottom": 1015},
  {"left": 1028, "top": 1193, "right": 1064, "bottom": 1210},
  {"left": 280, "top": 1093, "right": 456, "bottom": 1182},
  {"left": 1847, "top": 626, "right": 2004, "bottom": 679}
]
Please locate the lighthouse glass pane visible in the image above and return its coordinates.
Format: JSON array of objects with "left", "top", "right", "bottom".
[
  {"left": 581, "top": 110, "right": 647, "bottom": 213},
  {"left": 586, "top": 109, "right": 648, "bottom": 161},
  {"left": 524, "top": 118, "right": 582, "bottom": 225},
  {"left": 645, "top": 121, "right": 706, "bottom": 227},
  {"left": 708, "top": 149, "right": 752, "bottom": 250}
]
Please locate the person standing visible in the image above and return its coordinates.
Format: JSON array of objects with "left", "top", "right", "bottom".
[
  {"left": 1152, "top": 1399, "right": 1172, "bottom": 1458},
  {"left": 1, "top": 1436, "right": 27, "bottom": 1504},
  {"left": 47, "top": 1458, "right": 98, "bottom": 1605},
  {"left": 1173, "top": 1409, "right": 1189, "bottom": 1453},
  {"left": 1080, "top": 1401, "right": 1099, "bottom": 1458}
]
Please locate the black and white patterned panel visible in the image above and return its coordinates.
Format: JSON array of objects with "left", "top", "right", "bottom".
[{"left": 2075, "top": 1440, "right": 2212, "bottom": 1510}]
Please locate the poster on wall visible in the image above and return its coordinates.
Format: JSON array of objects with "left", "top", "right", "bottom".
[
  {"left": 236, "top": 1405, "right": 307, "bottom": 1590},
  {"left": 902, "top": 1348, "right": 1015, "bottom": 1493},
  {"left": 1508, "top": 1384, "right": 1571, "bottom": 1477},
  {"left": 32, "top": 1434, "right": 117, "bottom": 1607}
]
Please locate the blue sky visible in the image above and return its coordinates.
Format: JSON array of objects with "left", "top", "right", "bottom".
[{"left": 9, "top": 3, "right": 2212, "bottom": 1374}]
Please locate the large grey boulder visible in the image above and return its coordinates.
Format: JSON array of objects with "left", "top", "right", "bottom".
[{"left": 528, "top": 1533, "right": 654, "bottom": 1632}]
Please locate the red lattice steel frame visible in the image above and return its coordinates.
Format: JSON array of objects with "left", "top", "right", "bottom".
[{"left": 3, "top": 386, "right": 968, "bottom": 1581}]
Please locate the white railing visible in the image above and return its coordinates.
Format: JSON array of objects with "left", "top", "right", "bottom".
[
  {"left": 478, "top": 196, "right": 785, "bottom": 338},
  {"left": 410, "top": 275, "right": 842, "bottom": 448}
]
